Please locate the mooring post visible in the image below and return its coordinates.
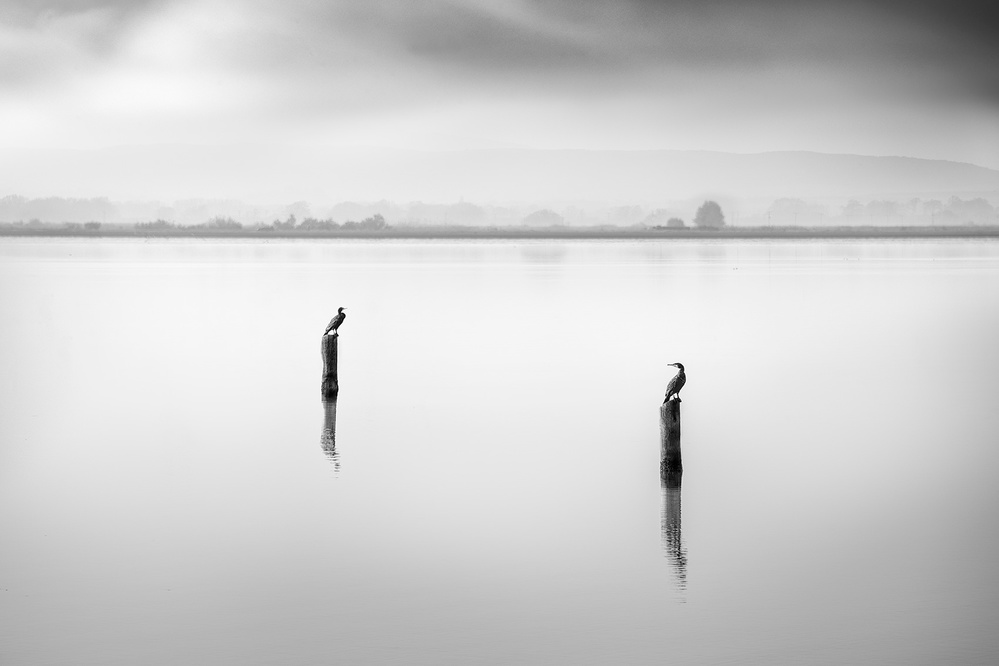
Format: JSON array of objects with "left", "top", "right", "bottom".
[
  {"left": 321, "top": 334, "right": 339, "bottom": 400},
  {"left": 660, "top": 399, "right": 682, "bottom": 478}
]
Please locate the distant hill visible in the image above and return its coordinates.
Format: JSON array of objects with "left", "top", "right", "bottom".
[
  {"left": 2, "top": 146, "right": 997, "bottom": 205},
  {"left": 382, "top": 149, "right": 999, "bottom": 203}
]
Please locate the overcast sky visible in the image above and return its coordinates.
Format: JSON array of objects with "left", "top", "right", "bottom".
[{"left": 2, "top": 0, "right": 998, "bottom": 177}]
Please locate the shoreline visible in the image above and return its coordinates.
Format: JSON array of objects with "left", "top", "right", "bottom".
[{"left": 2, "top": 226, "right": 998, "bottom": 240}]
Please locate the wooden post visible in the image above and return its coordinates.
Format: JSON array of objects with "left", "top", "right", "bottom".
[
  {"left": 660, "top": 399, "right": 682, "bottom": 478},
  {"left": 321, "top": 334, "right": 338, "bottom": 400}
]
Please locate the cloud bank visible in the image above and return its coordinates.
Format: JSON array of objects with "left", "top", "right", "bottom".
[{"left": 1, "top": 0, "right": 997, "bottom": 195}]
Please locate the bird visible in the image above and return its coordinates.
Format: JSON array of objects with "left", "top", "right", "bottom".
[
  {"left": 324, "top": 307, "right": 346, "bottom": 335},
  {"left": 663, "top": 363, "right": 686, "bottom": 403}
]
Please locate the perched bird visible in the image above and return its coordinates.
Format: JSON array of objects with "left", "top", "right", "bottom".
[
  {"left": 663, "top": 363, "right": 686, "bottom": 403},
  {"left": 324, "top": 307, "right": 346, "bottom": 335}
]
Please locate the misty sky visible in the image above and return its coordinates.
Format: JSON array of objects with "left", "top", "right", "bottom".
[{"left": 2, "top": 0, "right": 998, "bottom": 173}]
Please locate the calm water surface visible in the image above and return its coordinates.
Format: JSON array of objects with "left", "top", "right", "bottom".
[{"left": 1, "top": 238, "right": 998, "bottom": 665}]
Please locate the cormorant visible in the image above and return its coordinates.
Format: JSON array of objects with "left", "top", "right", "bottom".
[
  {"left": 324, "top": 307, "right": 346, "bottom": 335},
  {"left": 663, "top": 363, "right": 686, "bottom": 403}
]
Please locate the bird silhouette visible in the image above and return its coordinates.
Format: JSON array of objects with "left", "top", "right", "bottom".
[
  {"left": 663, "top": 363, "right": 686, "bottom": 403},
  {"left": 324, "top": 307, "right": 346, "bottom": 335}
]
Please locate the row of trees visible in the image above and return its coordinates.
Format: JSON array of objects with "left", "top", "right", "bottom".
[
  {"left": 649, "top": 201, "right": 726, "bottom": 229},
  {"left": 763, "top": 196, "right": 997, "bottom": 226},
  {"left": 5, "top": 205, "right": 729, "bottom": 231},
  {"left": 11, "top": 196, "right": 999, "bottom": 230},
  {"left": 261, "top": 213, "right": 387, "bottom": 231},
  {"left": 132, "top": 214, "right": 388, "bottom": 232}
]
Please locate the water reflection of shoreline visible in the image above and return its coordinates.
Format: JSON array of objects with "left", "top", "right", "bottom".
[
  {"left": 661, "top": 471, "right": 687, "bottom": 594},
  {"left": 321, "top": 400, "right": 339, "bottom": 471}
]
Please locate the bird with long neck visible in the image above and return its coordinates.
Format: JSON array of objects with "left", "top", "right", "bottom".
[
  {"left": 663, "top": 363, "right": 686, "bottom": 403},
  {"left": 324, "top": 307, "right": 346, "bottom": 335}
]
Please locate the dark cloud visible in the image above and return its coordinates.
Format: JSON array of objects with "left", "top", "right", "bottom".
[
  {"left": 1, "top": 0, "right": 996, "bottom": 167},
  {"left": 6, "top": 0, "right": 996, "bottom": 101},
  {"left": 3, "top": 1, "right": 162, "bottom": 11},
  {"left": 548, "top": 1, "right": 999, "bottom": 74},
  {"left": 294, "top": 1, "right": 602, "bottom": 72},
  {"left": 351, "top": 2, "right": 597, "bottom": 69},
  {"left": 0, "top": 0, "right": 165, "bottom": 85},
  {"left": 278, "top": 0, "right": 999, "bottom": 101},
  {"left": 0, "top": 0, "right": 165, "bottom": 23}
]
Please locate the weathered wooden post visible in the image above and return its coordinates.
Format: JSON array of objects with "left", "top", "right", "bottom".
[
  {"left": 321, "top": 333, "right": 339, "bottom": 399},
  {"left": 660, "top": 398, "right": 682, "bottom": 479}
]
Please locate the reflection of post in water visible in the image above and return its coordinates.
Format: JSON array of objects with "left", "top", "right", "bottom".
[
  {"left": 661, "top": 472, "right": 687, "bottom": 591},
  {"left": 321, "top": 399, "right": 339, "bottom": 470}
]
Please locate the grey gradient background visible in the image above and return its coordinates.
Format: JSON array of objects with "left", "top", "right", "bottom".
[{"left": 2, "top": 0, "right": 997, "bottom": 201}]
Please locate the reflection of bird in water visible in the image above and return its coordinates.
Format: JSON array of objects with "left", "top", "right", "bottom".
[
  {"left": 663, "top": 362, "right": 686, "bottom": 403},
  {"left": 324, "top": 307, "right": 346, "bottom": 335}
]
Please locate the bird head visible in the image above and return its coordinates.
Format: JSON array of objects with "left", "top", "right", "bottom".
[
  {"left": 669, "top": 363, "right": 685, "bottom": 372},
  {"left": 338, "top": 307, "right": 346, "bottom": 313}
]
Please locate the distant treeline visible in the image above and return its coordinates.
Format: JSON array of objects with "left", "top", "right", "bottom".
[
  {"left": 3, "top": 221, "right": 998, "bottom": 240},
  {"left": 1, "top": 194, "right": 996, "bottom": 229},
  {"left": 762, "top": 196, "right": 997, "bottom": 226},
  {"left": 133, "top": 213, "right": 388, "bottom": 232},
  {"left": 0, "top": 202, "right": 721, "bottom": 233},
  {"left": 0, "top": 213, "right": 389, "bottom": 234}
]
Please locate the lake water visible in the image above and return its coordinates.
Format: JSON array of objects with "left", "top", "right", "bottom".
[{"left": 2, "top": 238, "right": 998, "bottom": 665}]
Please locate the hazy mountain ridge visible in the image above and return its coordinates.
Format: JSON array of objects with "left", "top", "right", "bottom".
[{"left": 420, "top": 149, "right": 999, "bottom": 201}]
